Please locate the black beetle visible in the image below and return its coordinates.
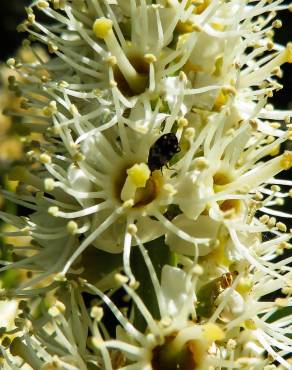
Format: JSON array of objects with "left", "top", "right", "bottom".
[{"left": 147, "top": 133, "right": 180, "bottom": 172}]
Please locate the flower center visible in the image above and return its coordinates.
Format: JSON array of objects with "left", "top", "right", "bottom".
[
  {"left": 151, "top": 335, "right": 200, "bottom": 370},
  {"left": 219, "top": 198, "right": 241, "bottom": 215},
  {"left": 117, "top": 163, "right": 161, "bottom": 207},
  {"left": 213, "top": 170, "right": 241, "bottom": 216},
  {"left": 213, "top": 171, "right": 233, "bottom": 187},
  {"left": 113, "top": 53, "right": 150, "bottom": 96}
]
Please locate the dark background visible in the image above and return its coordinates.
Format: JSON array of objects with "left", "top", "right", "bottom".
[{"left": 0, "top": 0, "right": 31, "bottom": 61}]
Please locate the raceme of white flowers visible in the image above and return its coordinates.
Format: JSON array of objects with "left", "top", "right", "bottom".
[{"left": 0, "top": 0, "right": 292, "bottom": 369}]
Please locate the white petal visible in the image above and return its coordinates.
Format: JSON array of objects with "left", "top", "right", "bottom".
[
  {"left": 166, "top": 214, "right": 220, "bottom": 256},
  {"left": 175, "top": 175, "right": 207, "bottom": 220},
  {"left": 161, "top": 265, "right": 191, "bottom": 316}
]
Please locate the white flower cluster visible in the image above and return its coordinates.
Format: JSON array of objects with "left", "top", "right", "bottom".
[{"left": 0, "top": 0, "right": 292, "bottom": 369}]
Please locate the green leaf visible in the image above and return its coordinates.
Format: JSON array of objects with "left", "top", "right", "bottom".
[
  {"left": 72, "top": 246, "right": 123, "bottom": 288},
  {"left": 266, "top": 306, "right": 292, "bottom": 323}
]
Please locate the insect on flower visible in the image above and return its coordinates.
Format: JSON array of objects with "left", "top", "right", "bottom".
[
  {"left": 214, "top": 271, "right": 238, "bottom": 298},
  {"left": 196, "top": 271, "right": 238, "bottom": 317},
  {"left": 147, "top": 133, "right": 180, "bottom": 172}
]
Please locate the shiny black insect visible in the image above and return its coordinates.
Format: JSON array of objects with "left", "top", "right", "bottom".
[{"left": 147, "top": 133, "right": 180, "bottom": 172}]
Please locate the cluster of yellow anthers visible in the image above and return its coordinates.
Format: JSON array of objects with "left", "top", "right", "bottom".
[{"left": 0, "top": 0, "right": 291, "bottom": 369}]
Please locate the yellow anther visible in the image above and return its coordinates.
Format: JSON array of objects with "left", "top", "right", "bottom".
[
  {"left": 267, "top": 41, "right": 274, "bottom": 50},
  {"left": 40, "top": 153, "right": 52, "bottom": 164},
  {"left": 58, "top": 80, "right": 69, "bottom": 88},
  {"left": 91, "top": 337, "right": 105, "bottom": 350},
  {"left": 73, "top": 152, "right": 86, "bottom": 162},
  {"left": 272, "top": 20, "right": 282, "bottom": 28},
  {"left": 52, "top": 0, "right": 66, "bottom": 9},
  {"left": 127, "top": 163, "right": 150, "bottom": 188},
  {"left": 90, "top": 307, "right": 104, "bottom": 321},
  {"left": 37, "top": 1, "right": 49, "bottom": 9},
  {"left": 259, "top": 214, "right": 269, "bottom": 224},
  {"left": 285, "top": 43, "right": 292, "bottom": 63},
  {"left": 42, "top": 101, "right": 57, "bottom": 117},
  {"left": 271, "top": 185, "right": 280, "bottom": 192},
  {"left": 178, "top": 117, "right": 188, "bottom": 128},
  {"left": 144, "top": 53, "right": 157, "bottom": 63},
  {"left": 105, "top": 55, "right": 117, "bottom": 66},
  {"left": 276, "top": 222, "right": 287, "bottom": 232},
  {"left": 275, "top": 298, "right": 288, "bottom": 307},
  {"left": 184, "top": 127, "right": 196, "bottom": 140},
  {"left": 122, "top": 199, "right": 134, "bottom": 209},
  {"left": 280, "top": 151, "right": 292, "bottom": 170},
  {"left": 115, "top": 273, "right": 129, "bottom": 285},
  {"left": 7, "top": 58, "right": 16, "bottom": 67},
  {"left": 109, "top": 79, "right": 117, "bottom": 87},
  {"left": 93, "top": 18, "right": 113, "bottom": 39},
  {"left": 67, "top": 221, "right": 78, "bottom": 235},
  {"left": 48, "top": 41, "right": 58, "bottom": 53},
  {"left": 267, "top": 217, "right": 276, "bottom": 228},
  {"left": 27, "top": 13, "right": 35, "bottom": 24},
  {"left": 70, "top": 104, "right": 79, "bottom": 115},
  {"left": 48, "top": 301, "right": 66, "bottom": 317},
  {"left": 48, "top": 206, "right": 59, "bottom": 216},
  {"left": 44, "top": 178, "right": 55, "bottom": 191},
  {"left": 127, "top": 224, "right": 138, "bottom": 235}
]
